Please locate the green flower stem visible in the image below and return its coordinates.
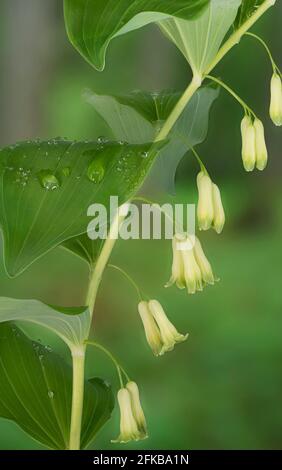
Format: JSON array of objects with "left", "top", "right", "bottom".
[
  {"left": 86, "top": 207, "right": 130, "bottom": 316},
  {"left": 69, "top": 346, "right": 86, "bottom": 450},
  {"left": 205, "top": 0, "right": 276, "bottom": 75},
  {"left": 245, "top": 32, "right": 281, "bottom": 75},
  {"left": 86, "top": 340, "right": 130, "bottom": 387},
  {"left": 108, "top": 264, "right": 143, "bottom": 301},
  {"left": 205, "top": 74, "right": 257, "bottom": 118}
]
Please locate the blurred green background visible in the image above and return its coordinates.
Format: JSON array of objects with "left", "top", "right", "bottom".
[{"left": 0, "top": 0, "right": 281, "bottom": 450}]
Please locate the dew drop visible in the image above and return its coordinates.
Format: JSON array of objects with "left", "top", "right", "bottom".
[
  {"left": 38, "top": 170, "right": 60, "bottom": 191},
  {"left": 141, "top": 151, "right": 149, "bottom": 159},
  {"left": 87, "top": 159, "right": 105, "bottom": 183},
  {"left": 48, "top": 390, "right": 54, "bottom": 399},
  {"left": 97, "top": 136, "right": 108, "bottom": 145}
]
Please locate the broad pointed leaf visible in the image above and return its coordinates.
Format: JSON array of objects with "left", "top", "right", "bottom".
[
  {"left": 0, "top": 139, "right": 162, "bottom": 276},
  {"left": 66, "top": 86, "right": 219, "bottom": 264},
  {"left": 85, "top": 86, "right": 219, "bottom": 192},
  {"left": 0, "top": 323, "right": 114, "bottom": 450},
  {"left": 63, "top": 0, "right": 210, "bottom": 71},
  {"left": 160, "top": 0, "right": 241, "bottom": 75},
  {"left": 0, "top": 297, "right": 90, "bottom": 350},
  {"left": 234, "top": 0, "right": 265, "bottom": 28}
]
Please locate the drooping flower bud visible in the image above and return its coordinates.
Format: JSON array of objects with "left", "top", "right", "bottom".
[
  {"left": 212, "top": 183, "right": 225, "bottom": 234},
  {"left": 197, "top": 172, "right": 214, "bottom": 231},
  {"left": 193, "top": 237, "right": 216, "bottom": 285},
  {"left": 148, "top": 300, "right": 188, "bottom": 354},
  {"left": 254, "top": 118, "right": 268, "bottom": 171},
  {"left": 138, "top": 301, "right": 163, "bottom": 356},
  {"left": 126, "top": 382, "right": 147, "bottom": 437},
  {"left": 270, "top": 73, "right": 282, "bottom": 127},
  {"left": 241, "top": 115, "right": 256, "bottom": 172},
  {"left": 112, "top": 388, "right": 143, "bottom": 443}
]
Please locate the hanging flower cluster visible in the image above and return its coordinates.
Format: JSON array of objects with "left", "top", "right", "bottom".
[{"left": 104, "top": 31, "right": 281, "bottom": 446}]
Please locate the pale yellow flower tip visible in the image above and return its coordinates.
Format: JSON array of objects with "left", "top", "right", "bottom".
[
  {"left": 193, "top": 237, "right": 216, "bottom": 285},
  {"left": 112, "top": 388, "right": 144, "bottom": 444},
  {"left": 212, "top": 183, "right": 225, "bottom": 234},
  {"left": 270, "top": 73, "right": 282, "bottom": 127},
  {"left": 253, "top": 118, "right": 268, "bottom": 171},
  {"left": 241, "top": 115, "right": 256, "bottom": 172},
  {"left": 138, "top": 301, "right": 163, "bottom": 356},
  {"left": 126, "top": 382, "right": 148, "bottom": 437},
  {"left": 197, "top": 172, "right": 214, "bottom": 231},
  {"left": 148, "top": 300, "right": 188, "bottom": 354}
]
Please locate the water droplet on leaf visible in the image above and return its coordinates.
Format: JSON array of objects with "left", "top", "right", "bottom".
[
  {"left": 48, "top": 390, "right": 54, "bottom": 399},
  {"left": 38, "top": 171, "right": 60, "bottom": 191},
  {"left": 87, "top": 159, "right": 105, "bottom": 183}
]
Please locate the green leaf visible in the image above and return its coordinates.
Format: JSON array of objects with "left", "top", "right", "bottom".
[
  {"left": 66, "top": 86, "right": 219, "bottom": 264},
  {"left": 0, "top": 139, "right": 161, "bottom": 276},
  {"left": 63, "top": 0, "right": 210, "bottom": 71},
  {"left": 85, "top": 86, "right": 219, "bottom": 192},
  {"left": 0, "top": 323, "right": 114, "bottom": 450},
  {"left": 234, "top": 0, "right": 264, "bottom": 28},
  {"left": 159, "top": 0, "right": 242, "bottom": 75},
  {"left": 0, "top": 297, "right": 90, "bottom": 349}
]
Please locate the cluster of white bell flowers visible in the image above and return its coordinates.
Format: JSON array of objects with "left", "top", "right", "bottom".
[
  {"left": 270, "top": 73, "right": 282, "bottom": 126},
  {"left": 241, "top": 116, "right": 268, "bottom": 171},
  {"left": 166, "top": 234, "right": 217, "bottom": 294},
  {"left": 112, "top": 381, "right": 147, "bottom": 443},
  {"left": 113, "top": 36, "right": 282, "bottom": 448},
  {"left": 138, "top": 299, "right": 188, "bottom": 356},
  {"left": 197, "top": 172, "right": 225, "bottom": 233}
]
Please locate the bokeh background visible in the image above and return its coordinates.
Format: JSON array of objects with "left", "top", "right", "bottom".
[{"left": 0, "top": 0, "right": 281, "bottom": 450}]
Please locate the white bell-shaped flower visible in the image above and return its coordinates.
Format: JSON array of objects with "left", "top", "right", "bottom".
[
  {"left": 270, "top": 73, "right": 282, "bottom": 127},
  {"left": 166, "top": 234, "right": 217, "bottom": 294},
  {"left": 197, "top": 172, "right": 214, "bottom": 231},
  {"left": 126, "top": 382, "right": 147, "bottom": 437},
  {"left": 138, "top": 301, "right": 163, "bottom": 356},
  {"left": 241, "top": 115, "right": 256, "bottom": 172},
  {"left": 148, "top": 300, "right": 188, "bottom": 354},
  {"left": 254, "top": 118, "right": 268, "bottom": 171},
  {"left": 112, "top": 388, "right": 144, "bottom": 443},
  {"left": 212, "top": 183, "right": 225, "bottom": 234}
]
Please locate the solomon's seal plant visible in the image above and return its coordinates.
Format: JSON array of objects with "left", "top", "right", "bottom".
[{"left": 0, "top": 0, "right": 280, "bottom": 450}]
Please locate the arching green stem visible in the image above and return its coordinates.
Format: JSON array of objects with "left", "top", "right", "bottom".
[
  {"left": 245, "top": 32, "right": 281, "bottom": 75},
  {"left": 86, "top": 340, "right": 130, "bottom": 387},
  {"left": 205, "top": 75, "right": 257, "bottom": 118}
]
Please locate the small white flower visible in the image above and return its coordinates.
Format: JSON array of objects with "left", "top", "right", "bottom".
[
  {"left": 270, "top": 73, "right": 282, "bottom": 127},
  {"left": 254, "top": 118, "right": 268, "bottom": 171},
  {"left": 138, "top": 300, "right": 187, "bottom": 356},
  {"left": 112, "top": 388, "right": 144, "bottom": 443},
  {"left": 212, "top": 183, "right": 225, "bottom": 234},
  {"left": 148, "top": 300, "right": 188, "bottom": 354},
  {"left": 166, "top": 234, "right": 217, "bottom": 294},
  {"left": 197, "top": 172, "right": 214, "bottom": 231},
  {"left": 126, "top": 382, "right": 147, "bottom": 436},
  {"left": 138, "top": 301, "right": 163, "bottom": 356},
  {"left": 241, "top": 115, "right": 256, "bottom": 172}
]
